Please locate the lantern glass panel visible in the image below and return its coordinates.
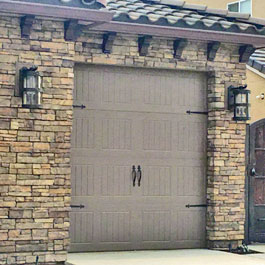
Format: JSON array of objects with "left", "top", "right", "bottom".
[
  {"left": 235, "top": 93, "right": 247, "bottom": 104},
  {"left": 24, "top": 74, "right": 37, "bottom": 89},
  {"left": 38, "top": 75, "right": 41, "bottom": 89},
  {"left": 235, "top": 106, "right": 247, "bottom": 119},
  {"left": 22, "top": 88, "right": 41, "bottom": 108}
]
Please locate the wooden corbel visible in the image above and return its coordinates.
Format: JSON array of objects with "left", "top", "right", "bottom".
[
  {"left": 239, "top": 45, "right": 255, "bottom": 63},
  {"left": 207, "top": 41, "right": 221, "bottom": 61},
  {"left": 138, "top": 36, "right": 152, "bottom": 56},
  {"left": 20, "top": 15, "right": 35, "bottom": 39},
  {"left": 173, "top": 38, "right": 187, "bottom": 59},
  {"left": 102, "top": 32, "right": 116, "bottom": 54},
  {"left": 64, "top": 20, "right": 84, "bottom": 41}
]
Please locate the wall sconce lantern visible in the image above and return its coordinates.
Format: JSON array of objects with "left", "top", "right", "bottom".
[
  {"left": 228, "top": 85, "right": 250, "bottom": 121},
  {"left": 20, "top": 66, "right": 42, "bottom": 108}
]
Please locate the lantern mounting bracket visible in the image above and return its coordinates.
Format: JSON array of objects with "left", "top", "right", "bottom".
[
  {"left": 21, "top": 65, "right": 38, "bottom": 72},
  {"left": 228, "top": 85, "right": 247, "bottom": 91}
]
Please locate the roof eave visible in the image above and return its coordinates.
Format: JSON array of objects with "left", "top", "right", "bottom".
[
  {"left": 0, "top": 0, "right": 264, "bottom": 47},
  {"left": 93, "top": 21, "right": 265, "bottom": 48},
  {"left": 0, "top": 0, "right": 114, "bottom": 23}
]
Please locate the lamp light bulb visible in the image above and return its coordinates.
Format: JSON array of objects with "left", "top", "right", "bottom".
[{"left": 256, "top": 93, "right": 265, "bottom": 100}]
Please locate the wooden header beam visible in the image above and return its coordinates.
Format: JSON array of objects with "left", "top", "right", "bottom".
[
  {"left": 93, "top": 21, "right": 265, "bottom": 48},
  {"left": 0, "top": 0, "right": 264, "bottom": 47}
]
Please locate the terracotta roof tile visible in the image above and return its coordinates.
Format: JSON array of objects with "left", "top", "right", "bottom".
[
  {"left": 248, "top": 49, "right": 265, "bottom": 74},
  {"left": 205, "top": 8, "right": 228, "bottom": 16},
  {"left": 183, "top": 3, "right": 207, "bottom": 11},
  {"left": 226, "top": 11, "right": 250, "bottom": 19},
  {"left": 247, "top": 17, "right": 265, "bottom": 27},
  {"left": 160, "top": 0, "right": 185, "bottom": 7}
]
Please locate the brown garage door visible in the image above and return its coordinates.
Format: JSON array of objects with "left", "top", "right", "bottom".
[{"left": 70, "top": 65, "right": 207, "bottom": 252}]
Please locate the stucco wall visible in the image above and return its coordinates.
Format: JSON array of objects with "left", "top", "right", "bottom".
[
  {"left": 186, "top": 0, "right": 264, "bottom": 18},
  {"left": 0, "top": 13, "right": 248, "bottom": 264},
  {"left": 252, "top": 0, "right": 265, "bottom": 19}
]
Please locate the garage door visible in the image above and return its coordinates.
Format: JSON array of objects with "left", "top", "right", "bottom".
[{"left": 70, "top": 65, "right": 207, "bottom": 252}]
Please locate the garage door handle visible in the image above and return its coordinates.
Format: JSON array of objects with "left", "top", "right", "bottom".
[
  {"left": 132, "top": 165, "right": 137, "bottom": 186},
  {"left": 137, "top": 165, "right": 142, "bottom": 187},
  {"left": 250, "top": 168, "right": 258, "bottom": 177}
]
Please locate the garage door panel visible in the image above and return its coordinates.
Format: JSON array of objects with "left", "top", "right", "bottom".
[
  {"left": 142, "top": 165, "right": 172, "bottom": 196},
  {"left": 71, "top": 163, "right": 134, "bottom": 199},
  {"left": 102, "top": 117, "right": 132, "bottom": 150},
  {"left": 71, "top": 164, "right": 94, "bottom": 196},
  {"left": 176, "top": 210, "right": 206, "bottom": 242},
  {"left": 139, "top": 114, "right": 207, "bottom": 154},
  {"left": 72, "top": 111, "right": 136, "bottom": 151},
  {"left": 176, "top": 120, "right": 207, "bottom": 152},
  {"left": 143, "top": 74, "right": 172, "bottom": 106},
  {"left": 72, "top": 113, "right": 207, "bottom": 153},
  {"left": 74, "top": 65, "right": 206, "bottom": 114},
  {"left": 70, "top": 212, "right": 94, "bottom": 244},
  {"left": 176, "top": 166, "right": 206, "bottom": 197},
  {"left": 187, "top": 75, "right": 207, "bottom": 109},
  {"left": 100, "top": 211, "right": 131, "bottom": 243},
  {"left": 71, "top": 65, "right": 207, "bottom": 252},
  {"left": 72, "top": 117, "right": 95, "bottom": 149},
  {"left": 142, "top": 211, "right": 171, "bottom": 242},
  {"left": 101, "top": 72, "right": 134, "bottom": 105},
  {"left": 100, "top": 165, "right": 132, "bottom": 196},
  {"left": 143, "top": 119, "right": 172, "bottom": 151},
  {"left": 95, "top": 163, "right": 134, "bottom": 197},
  {"left": 70, "top": 210, "right": 134, "bottom": 251}
]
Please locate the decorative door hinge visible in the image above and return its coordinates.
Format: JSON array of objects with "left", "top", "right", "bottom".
[
  {"left": 257, "top": 218, "right": 265, "bottom": 222},
  {"left": 186, "top": 204, "right": 208, "bottom": 208},
  {"left": 73, "top": 104, "right": 86, "bottom": 109},
  {"left": 186, "top": 110, "right": 208, "bottom": 115},
  {"left": 70, "top": 204, "right": 85, "bottom": 209}
]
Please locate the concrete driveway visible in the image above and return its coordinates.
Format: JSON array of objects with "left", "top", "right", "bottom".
[{"left": 67, "top": 249, "right": 265, "bottom": 265}]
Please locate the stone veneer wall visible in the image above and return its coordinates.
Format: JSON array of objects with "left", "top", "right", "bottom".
[{"left": 0, "top": 14, "right": 246, "bottom": 264}]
